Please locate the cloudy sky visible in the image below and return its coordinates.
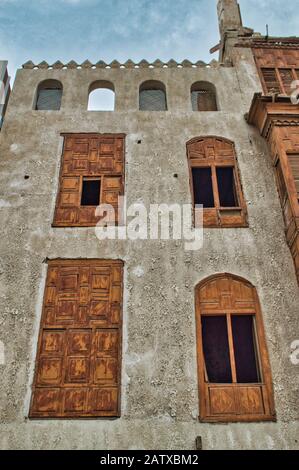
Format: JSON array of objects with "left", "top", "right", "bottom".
[{"left": 0, "top": 0, "right": 298, "bottom": 80}]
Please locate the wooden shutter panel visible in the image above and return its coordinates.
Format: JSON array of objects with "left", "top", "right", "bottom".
[
  {"left": 196, "top": 274, "right": 276, "bottom": 423},
  {"left": 53, "top": 134, "right": 125, "bottom": 227},
  {"left": 36, "top": 89, "right": 62, "bottom": 110},
  {"left": 261, "top": 68, "right": 280, "bottom": 94},
  {"left": 29, "top": 259, "right": 123, "bottom": 419},
  {"left": 288, "top": 154, "right": 299, "bottom": 196}
]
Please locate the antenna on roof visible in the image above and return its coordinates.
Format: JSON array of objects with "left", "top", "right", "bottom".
[{"left": 266, "top": 24, "right": 269, "bottom": 40}]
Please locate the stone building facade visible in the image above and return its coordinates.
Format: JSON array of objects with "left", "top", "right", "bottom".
[{"left": 0, "top": 0, "right": 298, "bottom": 450}]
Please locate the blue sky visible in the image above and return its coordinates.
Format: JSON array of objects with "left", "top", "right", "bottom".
[{"left": 0, "top": 0, "right": 298, "bottom": 81}]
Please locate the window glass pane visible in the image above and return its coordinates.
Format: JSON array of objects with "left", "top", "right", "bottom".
[
  {"left": 202, "top": 316, "right": 232, "bottom": 383},
  {"left": 232, "top": 315, "right": 261, "bottom": 383},
  {"left": 192, "top": 168, "right": 215, "bottom": 208},
  {"left": 81, "top": 179, "right": 101, "bottom": 206},
  {"left": 216, "top": 167, "right": 237, "bottom": 207}
]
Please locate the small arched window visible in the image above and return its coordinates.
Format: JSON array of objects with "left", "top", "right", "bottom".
[
  {"left": 196, "top": 273, "right": 276, "bottom": 423},
  {"left": 139, "top": 80, "right": 167, "bottom": 111},
  {"left": 35, "top": 79, "right": 63, "bottom": 111},
  {"left": 191, "top": 81, "right": 218, "bottom": 111},
  {"left": 88, "top": 81, "right": 115, "bottom": 111},
  {"left": 187, "top": 136, "right": 248, "bottom": 227}
]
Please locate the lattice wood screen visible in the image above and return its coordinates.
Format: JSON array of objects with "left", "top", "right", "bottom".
[{"left": 53, "top": 134, "right": 125, "bottom": 227}]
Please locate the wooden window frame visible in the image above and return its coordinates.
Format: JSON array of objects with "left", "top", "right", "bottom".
[
  {"left": 53, "top": 133, "right": 125, "bottom": 227},
  {"left": 29, "top": 259, "right": 123, "bottom": 419},
  {"left": 195, "top": 273, "right": 276, "bottom": 423},
  {"left": 187, "top": 137, "right": 248, "bottom": 228}
]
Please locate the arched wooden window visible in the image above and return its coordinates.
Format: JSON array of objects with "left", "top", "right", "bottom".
[
  {"left": 139, "top": 80, "right": 167, "bottom": 111},
  {"left": 191, "top": 81, "right": 218, "bottom": 111},
  {"left": 195, "top": 274, "right": 276, "bottom": 423},
  {"left": 88, "top": 81, "right": 115, "bottom": 111},
  {"left": 187, "top": 136, "right": 248, "bottom": 228},
  {"left": 35, "top": 79, "right": 63, "bottom": 110}
]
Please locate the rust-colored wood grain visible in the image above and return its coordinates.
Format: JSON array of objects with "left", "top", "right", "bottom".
[
  {"left": 29, "top": 259, "right": 123, "bottom": 419},
  {"left": 53, "top": 134, "right": 125, "bottom": 227}
]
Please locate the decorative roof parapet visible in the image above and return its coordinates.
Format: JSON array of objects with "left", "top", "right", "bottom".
[{"left": 22, "top": 58, "right": 224, "bottom": 70}]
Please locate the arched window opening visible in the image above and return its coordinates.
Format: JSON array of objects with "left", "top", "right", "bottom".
[
  {"left": 88, "top": 81, "right": 115, "bottom": 111},
  {"left": 191, "top": 81, "right": 218, "bottom": 111},
  {"left": 196, "top": 274, "right": 276, "bottom": 423},
  {"left": 139, "top": 80, "right": 167, "bottom": 111},
  {"left": 35, "top": 79, "right": 63, "bottom": 111},
  {"left": 187, "top": 136, "right": 248, "bottom": 228}
]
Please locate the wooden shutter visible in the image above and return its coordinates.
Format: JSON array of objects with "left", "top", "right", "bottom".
[
  {"left": 196, "top": 274, "right": 276, "bottom": 423},
  {"left": 279, "top": 69, "right": 295, "bottom": 95},
  {"left": 288, "top": 154, "right": 299, "bottom": 197},
  {"left": 53, "top": 134, "right": 125, "bottom": 227},
  {"left": 261, "top": 68, "right": 280, "bottom": 94},
  {"left": 197, "top": 91, "right": 217, "bottom": 112},
  {"left": 36, "top": 89, "right": 62, "bottom": 111},
  {"left": 29, "top": 259, "right": 123, "bottom": 419}
]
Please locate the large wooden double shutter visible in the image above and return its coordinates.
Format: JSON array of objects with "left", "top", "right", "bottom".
[
  {"left": 29, "top": 260, "right": 123, "bottom": 419},
  {"left": 187, "top": 137, "right": 248, "bottom": 228},
  {"left": 196, "top": 274, "right": 276, "bottom": 423},
  {"left": 53, "top": 134, "right": 125, "bottom": 227}
]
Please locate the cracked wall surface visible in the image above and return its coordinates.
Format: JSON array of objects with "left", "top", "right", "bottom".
[{"left": 0, "top": 51, "right": 298, "bottom": 449}]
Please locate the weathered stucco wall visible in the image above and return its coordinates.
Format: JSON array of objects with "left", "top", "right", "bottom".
[{"left": 0, "top": 55, "right": 298, "bottom": 449}]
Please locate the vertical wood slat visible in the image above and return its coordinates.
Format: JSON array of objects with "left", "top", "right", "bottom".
[{"left": 288, "top": 154, "right": 299, "bottom": 196}]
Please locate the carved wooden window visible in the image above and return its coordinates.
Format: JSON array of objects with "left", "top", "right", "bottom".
[
  {"left": 187, "top": 137, "right": 248, "bottom": 228},
  {"left": 196, "top": 274, "right": 276, "bottom": 423},
  {"left": 29, "top": 259, "right": 123, "bottom": 419},
  {"left": 261, "top": 68, "right": 298, "bottom": 95},
  {"left": 53, "top": 134, "right": 125, "bottom": 227}
]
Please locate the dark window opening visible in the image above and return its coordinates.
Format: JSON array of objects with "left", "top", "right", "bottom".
[
  {"left": 192, "top": 90, "right": 217, "bottom": 112},
  {"left": 192, "top": 168, "right": 215, "bottom": 208},
  {"left": 81, "top": 179, "right": 101, "bottom": 206},
  {"left": 232, "top": 315, "right": 261, "bottom": 383},
  {"left": 202, "top": 316, "right": 232, "bottom": 383},
  {"left": 217, "top": 167, "right": 238, "bottom": 207}
]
